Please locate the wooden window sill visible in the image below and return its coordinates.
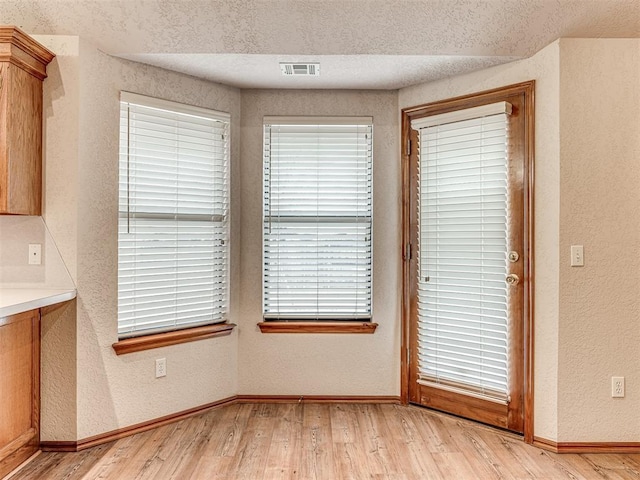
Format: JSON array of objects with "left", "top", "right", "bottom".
[
  {"left": 112, "top": 323, "right": 236, "bottom": 355},
  {"left": 258, "top": 321, "right": 378, "bottom": 334}
]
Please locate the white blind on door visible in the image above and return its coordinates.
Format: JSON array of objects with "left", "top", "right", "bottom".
[
  {"left": 412, "top": 102, "right": 511, "bottom": 401},
  {"left": 118, "top": 92, "right": 230, "bottom": 338},
  {"left": 263, "top": 117, "right": 373, "bottom": 320}
]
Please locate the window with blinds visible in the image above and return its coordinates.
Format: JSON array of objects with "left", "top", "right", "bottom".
[
  {"left": 412, "top": 102, "right": 511, "bottom": 402},
  {"left": 118, "top": 92, "right": 230, "bottom": 338},
  {"left": 262, "top": 117, "right": 373, "bottom": 320}
]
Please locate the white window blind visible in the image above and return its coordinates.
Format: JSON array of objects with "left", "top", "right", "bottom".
[
  {"left": 263, "top": 117, "right": 373, "bottom": 320},
  {"left": 412, "top": 102, "right": 511, "bottom": 402},
  {"left": 118, "top": 92, "right": 230, "bottom": 338}
]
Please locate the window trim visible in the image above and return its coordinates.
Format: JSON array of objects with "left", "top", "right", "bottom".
[
  {"left": 261, "top": 116, "right": 375, "bottom": 332},
  {"left": 112, "top": 323, "right": 236, "bottom": 355},
  {"left": 258, "top": 321, "right": 377, "bottom": 334}
]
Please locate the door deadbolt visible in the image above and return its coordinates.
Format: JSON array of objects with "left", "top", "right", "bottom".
[
  {"left": 508, "top": 251, "right": 520, "bottom": 263},
  {"left": 505, "top": 274, "right": 520, "bottom": 285}
]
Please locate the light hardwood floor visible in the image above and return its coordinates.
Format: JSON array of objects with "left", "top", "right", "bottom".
[{"left": 9, "top": 403, "right": 640, "bottom": 480}]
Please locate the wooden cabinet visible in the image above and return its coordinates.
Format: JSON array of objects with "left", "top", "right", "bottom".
[
  {"left": 0, "top": 26, "right": 54, "bottom": 215},
  {"left": 0, "top": 309, "right": 40, "bottom": 478}
]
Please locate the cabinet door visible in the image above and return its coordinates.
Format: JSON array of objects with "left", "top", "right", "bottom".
[
  {"left": 0, "top": 61, "right": 44, "bottom": 215},
  {"left": 0, "top": 310, "right": 40, "bottom": 478},
  {"left": 0, "top": 26, "right": 54, "bottom": 216}
]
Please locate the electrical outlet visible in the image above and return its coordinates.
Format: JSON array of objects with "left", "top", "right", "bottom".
[
  {"left": 155, "top": 358, "right": 166, "bottom": 378},
  {"left": 612, "top": 376, "right": 624, "bottom": 398}
]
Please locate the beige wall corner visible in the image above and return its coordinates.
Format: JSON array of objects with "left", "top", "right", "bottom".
[
  {"left": 36, "top": 34, "right": 81, "bottom": 442},
  {"left": 37, "top": 35, "right": 242, "bottom": 441},
  {"left": 38, "top": 35, "right": 81, "bottom": 283},
  {"left": 74, "top": 42, "right": 241, "bottom": 440}
]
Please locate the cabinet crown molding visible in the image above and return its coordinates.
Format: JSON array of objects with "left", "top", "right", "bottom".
[{"left": 0, "top": 25, "right": 55, "bottom": 80}]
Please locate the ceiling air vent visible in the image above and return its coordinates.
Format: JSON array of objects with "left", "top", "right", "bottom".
[{"left": 280, "top": 63, "right": 320, "bottom": 76}]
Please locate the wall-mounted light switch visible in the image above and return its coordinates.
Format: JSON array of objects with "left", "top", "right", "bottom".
[
  {"left": 570, "top": 245, "right": 584, "bottom": 267},
  {"left": 28, "top": 244, "right": 42, "bottom": 265}
]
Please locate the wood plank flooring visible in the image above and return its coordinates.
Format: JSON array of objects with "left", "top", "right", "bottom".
[{"left": 8, "top": 403, "right": 640, "bottom": 480}]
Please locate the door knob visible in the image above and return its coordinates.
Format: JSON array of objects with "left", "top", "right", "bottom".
[
  {"left": 505, "top": 274, "right": 520, "bottom": 285},
  {"left": 508, "top": 251, "right": 520, "bottom": 263}
]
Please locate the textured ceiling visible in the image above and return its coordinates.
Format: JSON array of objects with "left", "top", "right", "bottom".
[
  {"left": 2, "top": 0, "right": 639, "bottom": 89},
  {"left": 117, "top": 54, "right": 521, "bottom": 90}
]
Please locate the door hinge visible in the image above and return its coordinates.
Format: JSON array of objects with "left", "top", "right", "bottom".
[
  {"left": 403, "top": 243, "right": 412, "bottom": 261},
  {"left": 405, "top": 139, "right": 411, "bottom": 156}
]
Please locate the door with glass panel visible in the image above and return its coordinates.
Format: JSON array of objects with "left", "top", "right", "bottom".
[{"left": 402, "top": 83, "right": 533, "bottom": 434}]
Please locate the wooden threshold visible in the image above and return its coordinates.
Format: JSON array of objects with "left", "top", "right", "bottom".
[
  {"left": 112, "top": 323, "right": 236, "bottom": 355},
  {"left": 258, "top": 321, "right": 378, "bottom": 334},
  {"left": 533, "top": 436, "right": 640, "bottom": 454}
]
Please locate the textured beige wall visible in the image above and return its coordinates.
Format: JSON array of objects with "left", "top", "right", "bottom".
[
  {"left": 40, "top": 35, "right": 80, "bottom": 282},
  {"left": 237, "top": 90, "right": 401, "bottom": 396},
  {"left": 37, "top": 37, "right": 242, "bottom": 440},
  {"left": 41, "top": 300, "right": 77, "bottom": 441},
  {"left": 557, "top": 39, "right": 640, "bottom": 442},
  {"left": 36, "top": 35, "right": 81, "bottom": 441},
  {"left": 0, "top": 216, "right": 73, "bottom": 288},
  {"left": 399, "top": 42, "right": 562, "bottom": 440}
]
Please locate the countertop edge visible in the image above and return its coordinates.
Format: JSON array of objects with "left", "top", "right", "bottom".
[{"left": 0, "top": 289, "right": 77, "bottom": 318}]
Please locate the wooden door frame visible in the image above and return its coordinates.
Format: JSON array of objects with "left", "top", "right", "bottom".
[{"left": 400, "top": 81, "right": 535, "bottom": 443}]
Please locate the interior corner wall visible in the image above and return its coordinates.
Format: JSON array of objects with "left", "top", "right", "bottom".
[
  {"left": 398, "top": 42, "right": 562, "bottom": 441},
  {"left": 38, "top": 36, "right": 242, "bottom": 441},
  {"left": 37, "top": 34, "right": 81, "bottom": 442},
  {"left": 556, "top": 38, "right": 640, "bottom": 442},
  {"left": 237, "top": 90, "right": 401, "bottom": 396},
  {"left": 75, "top": 43, "right": 242, "bottom": 440}
]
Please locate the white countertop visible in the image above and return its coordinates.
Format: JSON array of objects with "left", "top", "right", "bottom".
[{"left": 0, "top": 288, "right": 77, "bottom": 318}]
